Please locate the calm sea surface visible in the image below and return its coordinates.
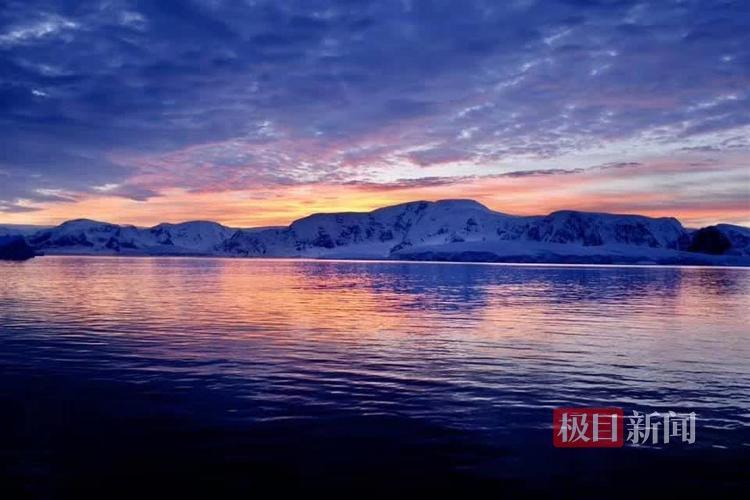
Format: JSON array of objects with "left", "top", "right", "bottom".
[{"left": 1, "top": 257, "right": 749, "bottom": 496}]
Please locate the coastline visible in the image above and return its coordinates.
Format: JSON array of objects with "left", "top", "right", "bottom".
[{"left": 14, "top": 252, "right": 750, "bottom": 269}]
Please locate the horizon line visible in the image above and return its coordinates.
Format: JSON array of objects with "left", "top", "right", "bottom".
[{"left": 2, "top": 198, "right": 748, "bottom": 231}]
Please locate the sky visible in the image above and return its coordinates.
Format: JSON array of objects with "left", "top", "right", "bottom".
[{"left": 0, "top": 0, "right": 748, "bottom": 228}]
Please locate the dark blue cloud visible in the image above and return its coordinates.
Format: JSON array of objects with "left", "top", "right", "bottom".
[{"left": 0, "top": 0, "right": 748, "bottom": 208}]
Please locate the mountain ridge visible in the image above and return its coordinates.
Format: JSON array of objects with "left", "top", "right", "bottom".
[{"left": 2, "top": 199, "right": 749, "bottom": 265}]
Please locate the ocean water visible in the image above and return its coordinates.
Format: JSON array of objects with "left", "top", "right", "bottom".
[{"left": 1, "top": 257, "right": 748, "bottom": 496}]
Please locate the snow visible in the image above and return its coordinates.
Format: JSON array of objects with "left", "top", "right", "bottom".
[
  {"left": 392, "top": 240, "right": 749, "bottom": 266},
  {"left": 28, "top": 219, "right": 235, "bottom": 255},
  {"left": 0, "top": 224, "right": 50, "bottom": 237},
  {"left": 15, "top": 199, "right": 750, "bottom": 266}
]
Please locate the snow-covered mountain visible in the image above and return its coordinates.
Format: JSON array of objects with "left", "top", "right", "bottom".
[
  {"left": 217, "top": 200, "right": 697, "bottom": 261},
  {"left": 0, "top": 224, "right": 49, "bottom": 237},
  {"left": 10, "top": 200, "right": 750, "bottom": 265},
  {"left": 27, "top": 219, "right": 234, "bottom": 255}
]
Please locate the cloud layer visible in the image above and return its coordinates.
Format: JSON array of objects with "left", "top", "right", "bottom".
[{"left": 1, "top": 0, "right": 748, "bottom": 225}]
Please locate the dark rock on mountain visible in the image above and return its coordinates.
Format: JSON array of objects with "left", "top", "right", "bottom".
[
  {"left": 0, "top": 236, "right": 36, "bottom": 261},
  {"left": 688, "top": 226, "right": 733, "bottom": 255}
]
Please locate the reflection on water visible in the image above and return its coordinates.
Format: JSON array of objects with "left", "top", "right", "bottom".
[{"left": 0, "top": 257, "right": 749, "bottom": 494}]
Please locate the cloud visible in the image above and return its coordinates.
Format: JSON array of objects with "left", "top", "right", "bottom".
[
  {"left": 0, "top": 14, "right": 79, "bottom": 47},
  {"left": 407, "top": 147, "right": 473, "bottom": 167},
  {"left": 0, "top": 0, "right": 748, "bottom": 222},
  {"left": 0, "top": 201, "right": 41, "bottom": 213}
]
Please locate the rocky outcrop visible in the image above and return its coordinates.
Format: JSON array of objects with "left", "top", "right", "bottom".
[{"left": 0, "top": 236, "right": 36, "bottom": 261}]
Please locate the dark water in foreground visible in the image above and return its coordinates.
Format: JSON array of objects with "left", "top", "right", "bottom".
[{"left": 1, "top": 257, "right": 748, "bottom": 497}]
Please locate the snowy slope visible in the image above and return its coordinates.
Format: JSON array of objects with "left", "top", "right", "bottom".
[
  {"left": 149, "top": 221, "right": 235, "bottom": 253},
  {"left": 28, "top": 219, "right": 235, "bottom": 255},
  {"left": 28, "top": 219, "right": 130, "bottom": 253},
  {"left": 503, "top": 210, "right": 685, "bottom": 248},
  {"left": 0, "top": 224, "right": 49, "bottom": 237},
  {"left": 17, "top": 199, "right": 750, "bottom": 265}
]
